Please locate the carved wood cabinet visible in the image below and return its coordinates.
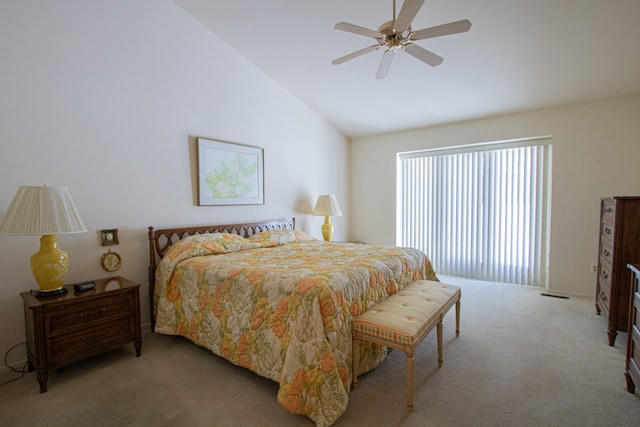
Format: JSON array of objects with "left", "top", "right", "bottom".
[
  {"left": 595, "top": 197, "right": 640, "bottom": 346},
  {"left": 626, "top": 264, "right": 640, "bottom": 394},
  {"left": 21, "top": 276, "right": 142, "bottom": 392}
]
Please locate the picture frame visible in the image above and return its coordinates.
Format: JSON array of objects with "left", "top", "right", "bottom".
[
  {"left": 100, "top": 229, "right": 119, "bottom": 246},
  {"left": 197, "top": 137, "right": 264, "bottom": 206}
]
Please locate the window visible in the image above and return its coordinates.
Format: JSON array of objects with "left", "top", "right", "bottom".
[{"left": 397, "top": 138, "right": 552, "bottom": 287}]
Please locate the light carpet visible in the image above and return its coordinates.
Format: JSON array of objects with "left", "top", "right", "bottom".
[{"left": 1, "top": 276, "right": 639, "bottom": 426}]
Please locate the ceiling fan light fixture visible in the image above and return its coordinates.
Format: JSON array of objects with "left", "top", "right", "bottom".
[{"left": 387, "top": 33, "right": 403, "bottom": 49}]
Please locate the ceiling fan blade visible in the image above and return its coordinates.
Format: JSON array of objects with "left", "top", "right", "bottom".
[
  {"left": 335, "top": 22, "right": 383, "bottom": 39},
  {"left": 375, "top": 50, "right": 395, "bottom": 79},
  {"left": 332, "top": 45, "right": 380, "bottom": 65},
  {"left": 394, "top": 0, "right": 425, "bottom": 33},
  {"left": 411, "top": 19, "right": 472, "bottom": 40},
  {"left": 404, "top": 44, "right": 444, "bottom": 67}
]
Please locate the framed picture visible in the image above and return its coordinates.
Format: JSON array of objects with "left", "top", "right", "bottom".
[
  {"left": 100, "top": 229, "right": 119, "bottom": 246},
  {"left": 197, "top": 137, "right": 264, "bottom": 206}
]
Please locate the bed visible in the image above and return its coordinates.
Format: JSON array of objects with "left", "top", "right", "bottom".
[{"left": 148, "top": 219, "right": 438, "bottom": 427}]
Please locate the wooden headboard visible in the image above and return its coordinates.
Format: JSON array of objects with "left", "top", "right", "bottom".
[{"left": 147, "top": 219, "right": 295, "bottom": 325}]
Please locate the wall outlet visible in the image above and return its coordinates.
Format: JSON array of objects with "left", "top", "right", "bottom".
[{"left": 591, "top": 264, "right": 598, "bottom": 274}]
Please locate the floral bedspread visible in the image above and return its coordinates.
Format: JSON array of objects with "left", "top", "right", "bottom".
[{"left": 154, "top": 230, "right": 437, "bottom": 427}]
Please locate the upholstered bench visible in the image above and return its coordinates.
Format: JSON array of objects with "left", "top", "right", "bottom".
[{"left": 352, "top": 280, "right": 461, "bottom": 411}]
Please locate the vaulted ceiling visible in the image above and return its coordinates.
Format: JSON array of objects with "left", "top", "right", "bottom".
[{"left": 174, "top": 0, "right": 640, "bottom": 138}]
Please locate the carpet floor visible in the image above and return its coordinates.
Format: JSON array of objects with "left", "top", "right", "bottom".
[{"left": 1, "top": 276, "right": 639, "bottom": 426}]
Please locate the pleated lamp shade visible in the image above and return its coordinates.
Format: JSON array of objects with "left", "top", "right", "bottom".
[
  {"left": 312, "top": 195, "right": 342, "bottom": 217},
  {"left": 0, "top": 186, "right": 87, "bottom": 235}
]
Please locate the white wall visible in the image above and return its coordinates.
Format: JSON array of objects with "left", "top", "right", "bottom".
[
  {"left": 351, "top": 94, "right": 640, "bottom": 297},
  {"left": 0, "top": 0, "right": 348, "bottom": 370}
]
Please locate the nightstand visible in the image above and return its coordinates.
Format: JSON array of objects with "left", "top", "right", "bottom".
[{"left": 20, "top": 276, "right": 142, "bottom": 392}]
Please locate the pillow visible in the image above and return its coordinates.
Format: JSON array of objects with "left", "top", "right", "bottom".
[{"left": 248, "top": 229, "right": 314, "bottom": 246}]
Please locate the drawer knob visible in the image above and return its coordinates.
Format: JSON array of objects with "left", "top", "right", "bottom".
[
  {"left": 605, "top": 228, "right": 612, "bottom": 234},
  {"left": 606, "top": 207, "right": 613, "bottom": 213},
  {"left": 602, "top": 271, "right": 609, "bottom": 280}
]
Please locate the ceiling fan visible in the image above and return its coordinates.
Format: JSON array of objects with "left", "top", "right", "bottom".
[{"left": 332, "top": 0, "right": 471, "bottom": 79}]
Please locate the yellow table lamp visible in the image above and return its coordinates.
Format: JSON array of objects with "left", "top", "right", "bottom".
[
  {"left": 0, "top": 186, "right": 87, "bottom": 297},
  {"left": 312, "top": 194, "right": 342, "bottom": 242}
]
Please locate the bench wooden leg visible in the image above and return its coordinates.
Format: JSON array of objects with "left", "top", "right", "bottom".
[
  {"left": 352, "top": 338, "right": 359, "bottom": 388},
  {"left": 455, "top": 299, "right": 461, "bottom": 337},
  {"left": 406, "top": 351, "right": 414, "bottom": 412},
  {"left": 437, "top": 321, "right": 443, "bottom": 367}
]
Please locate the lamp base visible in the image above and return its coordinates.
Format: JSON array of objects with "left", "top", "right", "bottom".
[
  {"left": 35, "top": 287, "right": 68, "bottom": 298},
  {"left": 31, "top": 234, "right": 69, "bottom": 293},
  {"left": 321, "top": 216, "right": 334, "bottom": 242}
]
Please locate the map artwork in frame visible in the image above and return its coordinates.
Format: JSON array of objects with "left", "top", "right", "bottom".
[{"left": 197, "top": 137, "right": 264, "bottom": 206}]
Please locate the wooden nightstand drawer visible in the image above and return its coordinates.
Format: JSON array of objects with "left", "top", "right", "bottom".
[
  {"left": 45, "top": 292, "right": 133, "bottom": 336},
  {"left": 21, "top": 276, "right": 142, "bottom": 393},
  {"left": 48, "top": 318, "right": 134, "bottom": 363}
]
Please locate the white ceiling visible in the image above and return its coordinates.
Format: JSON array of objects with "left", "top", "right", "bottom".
[{"left": 174, "top": 0, "right": 640, "bottom": 139}]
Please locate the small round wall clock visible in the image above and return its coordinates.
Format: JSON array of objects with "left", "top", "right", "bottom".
[
  {"left": 100, "top": 229, "right": 119, "bottom": 246},
  {"left": 100, "top": 250, "right": 122, "bottom": 272}
]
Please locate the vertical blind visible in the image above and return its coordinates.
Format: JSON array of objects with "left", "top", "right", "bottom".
[{"left": 398, "top": 139, "right": 551, "bottom": 287}]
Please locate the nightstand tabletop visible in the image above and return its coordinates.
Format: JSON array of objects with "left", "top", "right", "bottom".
[{"left": 20, "top": 276, "right": 139, "bottom": 308}]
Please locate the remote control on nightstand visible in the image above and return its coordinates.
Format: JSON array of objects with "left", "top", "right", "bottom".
[{"left": 73, "top": 281, "right": 96, "bottom": 292}]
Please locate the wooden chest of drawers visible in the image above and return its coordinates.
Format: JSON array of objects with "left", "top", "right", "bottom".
[
  {"left": 626, "top": 264, "right": 640, "bottom": 394},
  {"left": 595, "top": 197, "right": 640, "bottom": 346},
  {"left": 20, "top": 276, "right": 142, "bottom": 392}
]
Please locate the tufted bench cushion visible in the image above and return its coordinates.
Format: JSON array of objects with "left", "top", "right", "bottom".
[{"left": 352, "top": 280, "right": 461, "bottom": 411}]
